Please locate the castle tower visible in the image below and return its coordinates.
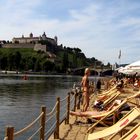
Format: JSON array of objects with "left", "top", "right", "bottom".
[
  {"left": 54, "top": 36, "right": 58, "bottom": 45},
  {"left": 29, "top": 32, "right": 33, "bottom": 38},
  {"left": 42, "top": 32, "right": 47, "bottom": 40}
]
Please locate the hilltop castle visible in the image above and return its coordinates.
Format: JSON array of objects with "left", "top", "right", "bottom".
[
  {"left": 1, "top": 32, "right": 59, "bottom": 54},
  {"left": 12, "top": 32, "right": 58, "bottom": 45}
]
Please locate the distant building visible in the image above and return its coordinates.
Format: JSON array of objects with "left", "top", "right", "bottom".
[{"left": 12, "top": 32, "right": 57, "bottom": 46}]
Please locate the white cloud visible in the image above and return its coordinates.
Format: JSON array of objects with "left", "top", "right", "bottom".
[{"left": 0, "top": 0, "right": 140, "bottom": 64}]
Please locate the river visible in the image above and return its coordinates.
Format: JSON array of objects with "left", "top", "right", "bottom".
[{"left": 0, "top": 74, "right": 97, "bottom": 139}]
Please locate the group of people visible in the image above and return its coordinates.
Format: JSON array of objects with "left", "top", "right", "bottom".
[
  {"left": 70, "top": 68, "right": 110, "bottom": 117},
  {"left": 70, "top": 68, "right": 133, "bottom": 119},
  {"left": 80, "top": 68, "right": 103, "bottom": 111}
]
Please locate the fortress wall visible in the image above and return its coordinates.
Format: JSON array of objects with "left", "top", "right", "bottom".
[
  {"left": 2, "top": 43, "right": 35, "bottom": 48},
  {"left": 34, "top": 44, "right": 46, "bottom": 52}
]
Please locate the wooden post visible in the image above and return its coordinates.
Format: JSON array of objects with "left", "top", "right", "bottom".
[
  {"left": 74, "top": 92, "right": 77, "bottom": 111},
  {"left": 40, "top": 106, "right": 46, "bottom": 140},
  {"left": 5, "top": 126, "right": 14, "bottom": 140},
  {"left": 65, "top": 93, "right": 70, "bottom": 124},
  {"left": 54, "top": 97, "right": 60, "bottom": 139}
]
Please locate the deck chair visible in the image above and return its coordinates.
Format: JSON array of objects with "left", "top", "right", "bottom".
[
  {"left": 97, "top": 85, "right": 117, "bottom": 97},
  {"left": 87, "top": 99, "right": 128, "bottom": 130},
  {"left": 126, "top": 91, "right": 140, "bottom": 108},
  {"left": 93, "top": 91, "right": 121, "bottom": 111},
  {"left": 87, "top": 107, "right": 140, "bottom": 140},
  {"left": 127, "top": 91, "right": 140, "bottom": 99},
  {"left": 119, "top": 122, "right": 140, "bottom": 140},
  {"left": 103, "top": 91, "right": 121, "bottom": 107},
  {"left": 89, "top": 93, "right": 140, "bottom": 130}
]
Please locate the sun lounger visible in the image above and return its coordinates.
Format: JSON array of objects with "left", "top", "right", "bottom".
[
  {"left": 93, "top": 91, "right": 121, "bottom": 110},
  {"left": 89, "top": 92, "right": 140, "bottom": 130},
  {"left": 97, "top": 85, "right": 117, "bottom": 97},
  {"left": 87, "top": 99, "right": 128, "bottom": 130},
  {"left": 127, "top": 91, "right": 140, "bottom": 107},
  {"left": 119, "top": 122, "right": 140, "bottom": 140},
  {"left": 103, "top": 91, "right": 121, "bottom": 107},
  {"left": 127, "top": 91, "right": 140, "bottom": 99},
  {"left": 87, "top": 107, "right": 140, "bottom": 140}
]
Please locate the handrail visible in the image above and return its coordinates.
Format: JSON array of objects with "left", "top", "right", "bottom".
[
  {"left": 14, "top": 112, "right": 44, "bottom": 137},
  {"left": 45, "top": 120, "right": 57, "bottom": 137},
  {"left": 60, "top": 112, "right": 67, "bottom": 121},
  {"left": 70, "top": 93, "right": 76, "bottom": 102},
  {"left": 4, "top": 87, "right": 78, "bottom": 140},
  {"left": 46, "top": 111, "right": 56, "bottom": 123},
  {"left": 60, "top": 101, "right": 67, "bottom": 110},
  {"left": 60, "top": 95, "right": 69, "bottom": 102},
  {"left": 70, "top": 93, "right": 75, "bottom": 109},
  {"left": 46, "top": 102, "right": 57, "bottom": 117},
  {"left": 27, "top": 126, "right": 42, "bottom": 140}
]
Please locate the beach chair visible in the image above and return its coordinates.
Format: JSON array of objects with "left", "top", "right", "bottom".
[
  {"left": 124, "top": 91, "right": 140, "bottom": 110},
  {"left": 88, "top": 99, "right": 128, "bottom": 130},
  {"left": 87, "top": 107, "right": 140, "bottom": 140},
  {"left": 119, "top": 122, "right": 140, "bottom": 140},
  {"left": 90, "top": 85, "right": 117, "bottom": 102},
  {"left": 93, "top": 91, "right": 121, "bottom": 111},
  {"left": 89, "top": 92, "right": 140, "bottom": 130},
  {"left": 97, "top": 85, "right": 117, "bottom": 97},
  {"left": 103, "top": 91, "right": 121, "bottom": 107}
]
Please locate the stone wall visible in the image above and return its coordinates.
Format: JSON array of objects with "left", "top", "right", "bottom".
[
  {"left": 2, "top": 43, "right": 35, "bottom": 48},
  {"left": 34, "top": 43, "right": 46, "bottom": 52}
]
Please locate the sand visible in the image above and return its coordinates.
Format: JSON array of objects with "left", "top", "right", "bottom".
[{"left": 49, "top": 84, "right": 140, "bottom": 140}]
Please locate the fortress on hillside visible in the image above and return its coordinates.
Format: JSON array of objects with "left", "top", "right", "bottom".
[
  {"left": 12, "top": 32, "right": 58, "bottom": 45},
  {"left": 2, "top": 32, "right": 59, "bottom": 54}
]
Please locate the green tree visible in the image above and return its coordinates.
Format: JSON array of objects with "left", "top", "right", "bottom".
[
  {"left": 1, "top": 56, "right": 8, "bottom": 70},
  {"left": 8, "top": 52, "right": 15, "bottom": 70},
  {"left": 43, "top": 60, "right": 55, "bottom": 72},
  {"left": 31, "top": 57, "right": 37, "bottom": 71},
  {"left": 72, "top": 53, "right": 77, "bottom": 68},
  {"left": 62, "top": 52, "right": 69, "bottom": 72},
  {"left": 34, "top": 59, "right": 41, "bottom": 72},
  {"left": 14, "top": 51, "right": 21, "bottom": 70}
]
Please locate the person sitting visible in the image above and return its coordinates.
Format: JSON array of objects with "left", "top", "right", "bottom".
[
  {"left": 70, "top": 100, "right": 121, "bottom": 117},
  {"left": 116, "top": 79, "right": 124, "bottom": 92},
  {"left": 133, "top": 79, "right": 139, "bottom": 91}
]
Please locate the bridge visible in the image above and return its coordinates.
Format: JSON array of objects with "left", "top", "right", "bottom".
[{"left": 71, "top": 66, "right": 114, "bottom": 76}]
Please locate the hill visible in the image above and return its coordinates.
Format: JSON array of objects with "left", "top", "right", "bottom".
[{"left": 0, "top": 40, "right": 107, "bottom": 74}]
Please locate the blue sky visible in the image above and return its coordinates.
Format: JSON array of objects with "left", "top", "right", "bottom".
[{"left": 0, "top": 0, "right": 140, "bottom": 64}]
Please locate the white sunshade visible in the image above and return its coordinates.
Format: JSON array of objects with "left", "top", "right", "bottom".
[{"left": 118, "top": 60, "right": 140, "bottom": 75}]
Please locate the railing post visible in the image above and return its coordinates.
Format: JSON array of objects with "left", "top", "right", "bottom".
[
  {"left": 65, "top": 93, "right": 70, "bottom": 124},
  {"left": 54, "top": 97, "right": 60, "bottom": 139},
  {"left": 74, "top": 92, "right": 77, "bottom": 111},
  {"left": 40, "top": 106, "right": 46, "bottom": 140},
  {"left": 5, "top": 126, "right": 14, "bottom": 140}
]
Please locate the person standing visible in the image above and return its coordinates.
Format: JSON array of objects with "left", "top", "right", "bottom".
[
  {"left": 81, "top": 68, "right": 90, "bottom": 111},
  {"left": 96, "top": 79, "right": 101, "bottom": 93}
]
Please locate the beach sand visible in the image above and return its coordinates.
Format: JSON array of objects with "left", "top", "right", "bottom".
[{"left": 49, "top": 85, "right": 140, "bottom": 140}]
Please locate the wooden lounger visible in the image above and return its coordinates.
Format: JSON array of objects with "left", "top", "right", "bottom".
[
  {"left": 87, "top": 107, "right": 140, "bottom": 140},
  {"left": 87, "top": 99, "right": 128, "bottom": 131},
  {"left": 119, "top": 122, "right": 140, "bottom": 140}
]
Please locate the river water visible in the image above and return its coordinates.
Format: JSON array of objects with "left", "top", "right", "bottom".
[
  {"left": 0, "top": 74, "right": 98, "bottom": 139},
  {"left": 0, "top": 74, "right": 91, "bottom": 139}
]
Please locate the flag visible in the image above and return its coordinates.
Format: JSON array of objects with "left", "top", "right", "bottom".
[{"left": 118, "top": 50, "right": 121, "bottom": 59}]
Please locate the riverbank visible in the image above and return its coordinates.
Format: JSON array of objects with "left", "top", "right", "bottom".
[{"left": 49, "top": 83, "right": 140, "bottom": 140}]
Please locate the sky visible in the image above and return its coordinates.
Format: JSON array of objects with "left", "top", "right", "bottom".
[{"left": 0, "top": 0, "right": 140, "bottom": 65}]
